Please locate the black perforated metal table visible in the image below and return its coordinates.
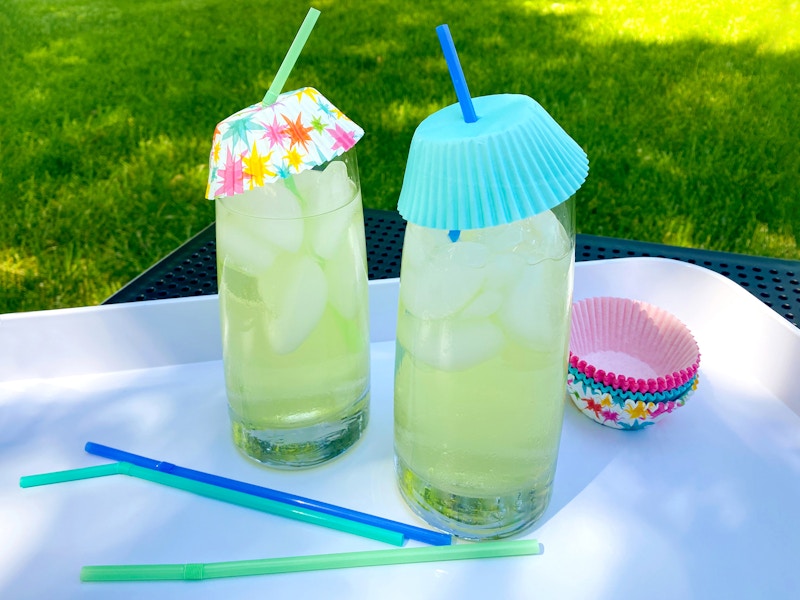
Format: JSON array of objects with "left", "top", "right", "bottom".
[{"left": 104, "top": 209, "right": 800, "bottom": 329}]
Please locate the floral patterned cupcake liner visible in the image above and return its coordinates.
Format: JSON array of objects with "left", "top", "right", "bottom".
[
  {"left": 206, "top": 87, "right": 364, "bottom": 200},
  {"left": 567, "top": 370, "right": 699, "bottom": 430}
]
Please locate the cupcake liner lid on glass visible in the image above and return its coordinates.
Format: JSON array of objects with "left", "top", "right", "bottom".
[
  {"left": 397, "top": 93, "right": 589, "bottom": 230},
  {"left": 205, "top": 88, "right": 364, "bottom": 200},
  {"left": 204, "top": 7, "right": 364, "bottom": 201}
]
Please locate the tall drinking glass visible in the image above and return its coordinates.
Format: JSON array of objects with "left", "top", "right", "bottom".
[
  {"left": 395, "top": 199, "right": 575, "bottom": 539},
  {"left": 205, "top": 4, "right": 369, "bottom": 469},
  {"left": 216, "top": 149, "right": 370, "bottom": 468},
  {"left": 394, "top": 90, "right": 588, "bottom": 539}
]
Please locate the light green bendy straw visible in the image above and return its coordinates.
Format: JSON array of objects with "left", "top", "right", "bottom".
[
  {"left": 262, "top": 7, "right": 321, "bottom": 106},
  {"left": 81, "top": 539, "right": 542, "bottom": 582}
]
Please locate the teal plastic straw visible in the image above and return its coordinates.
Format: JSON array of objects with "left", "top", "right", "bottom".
[
  {"left": 263, "top": 7, "right": 321, "bottom": 106},
  {"left": 19, "top": 462, "right": 404, "bottom": 547},
  {"left": 436, "top": 24, "right": 478, "bottom": 123},
  {"left": 121, "top": 463, "right": 404, "bottom": 546},
  {"left": 85, "top": 442, "right": 451, "bottom": 546},
  {"left": 81, "top": 539, "right": 542, "bottom": 582},
  {"left": 20, "top": 463, "right": 122, "bottom": 487}
]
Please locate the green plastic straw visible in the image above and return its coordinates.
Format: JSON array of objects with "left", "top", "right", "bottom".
[
  {"left": 262, "top": 7, "right": 321, "bottom": 106},
  {"left": 20, "top": 462, "right": 404, "bottom": 547},
  {"left": 81, "top": 539, "right": 542, "bottom": 582}
]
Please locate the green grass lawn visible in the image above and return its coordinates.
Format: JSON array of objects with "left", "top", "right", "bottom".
[{"left": 1, "top": 0, "right": 798, "bottom": 313}]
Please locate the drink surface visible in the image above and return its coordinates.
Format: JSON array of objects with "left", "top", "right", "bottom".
[
  {"left": 216, "top": 156, "right": 370, "bottom": 466},
  {"left": 394, "top": 206, "right": 574, "bottom": 535}
]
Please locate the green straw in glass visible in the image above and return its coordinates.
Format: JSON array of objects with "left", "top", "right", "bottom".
[
  {"left": 20, "top": 462, "right": 404, "bottom": 547},
  {"left": 262, "top": 7, "right": 321, "bottom": 106},
  {"left": 81, "top": 539, "right": 542, "bottom": 582}
]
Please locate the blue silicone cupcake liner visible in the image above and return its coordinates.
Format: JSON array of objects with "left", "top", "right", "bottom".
[{"left": 397, "top": 94, "right": 588, "bottom": 230}]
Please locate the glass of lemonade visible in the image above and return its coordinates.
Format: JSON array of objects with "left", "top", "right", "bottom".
[
  {"left": 215, "top": 148, "right": 370, "bottom": 468},
  {"left": 394, "top": 91, "right": 587, "bottom": 539},
  {"left": 394, "top": 200, "right": 574, "bottom": 539}
]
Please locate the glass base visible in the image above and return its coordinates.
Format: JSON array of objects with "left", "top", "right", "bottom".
[
  {"left": 230, "top": 392, "right": 369, "bottom": 469},
  {"left": 395, "top": 454, "right": 554, "bottom": 540}
]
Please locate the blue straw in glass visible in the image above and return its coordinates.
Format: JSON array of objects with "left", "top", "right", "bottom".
[
  {"left": 436, "top": 24, "right": 478, "bottom": 123},
  {"left": 84, "top": 442, "right": 452, "bottom": 547}
]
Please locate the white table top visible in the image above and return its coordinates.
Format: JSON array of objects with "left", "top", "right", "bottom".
[{"left": 1, "top": 258, "right": 798, "bottom": 599}]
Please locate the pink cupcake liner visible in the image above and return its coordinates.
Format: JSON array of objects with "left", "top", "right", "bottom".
[{"left": 569, "top": 297, "right": 700, "bottom": 394}]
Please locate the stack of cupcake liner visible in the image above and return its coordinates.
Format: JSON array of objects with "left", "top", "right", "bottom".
[{"left": 567, "top": 296, "right": 701, "bottom": 430}]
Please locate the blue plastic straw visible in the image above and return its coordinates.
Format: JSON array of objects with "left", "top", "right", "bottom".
[
  {"left": 85, "top": 442, "right": 452, "bottom": 547},
  {"left": 436, "top": 24, "right": 478, "bottom": 123}
]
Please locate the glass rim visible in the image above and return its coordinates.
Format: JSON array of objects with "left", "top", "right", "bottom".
[{"left": 216, "top": 178, "right": 361, "bottom": 221}]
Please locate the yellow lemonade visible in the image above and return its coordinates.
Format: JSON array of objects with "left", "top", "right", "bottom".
[
  {"left": 216, "top": 154, "right": 370, "bottom": 467},
  {"left": 394, "top": 203, "right": 573, "bottom": 538}
]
